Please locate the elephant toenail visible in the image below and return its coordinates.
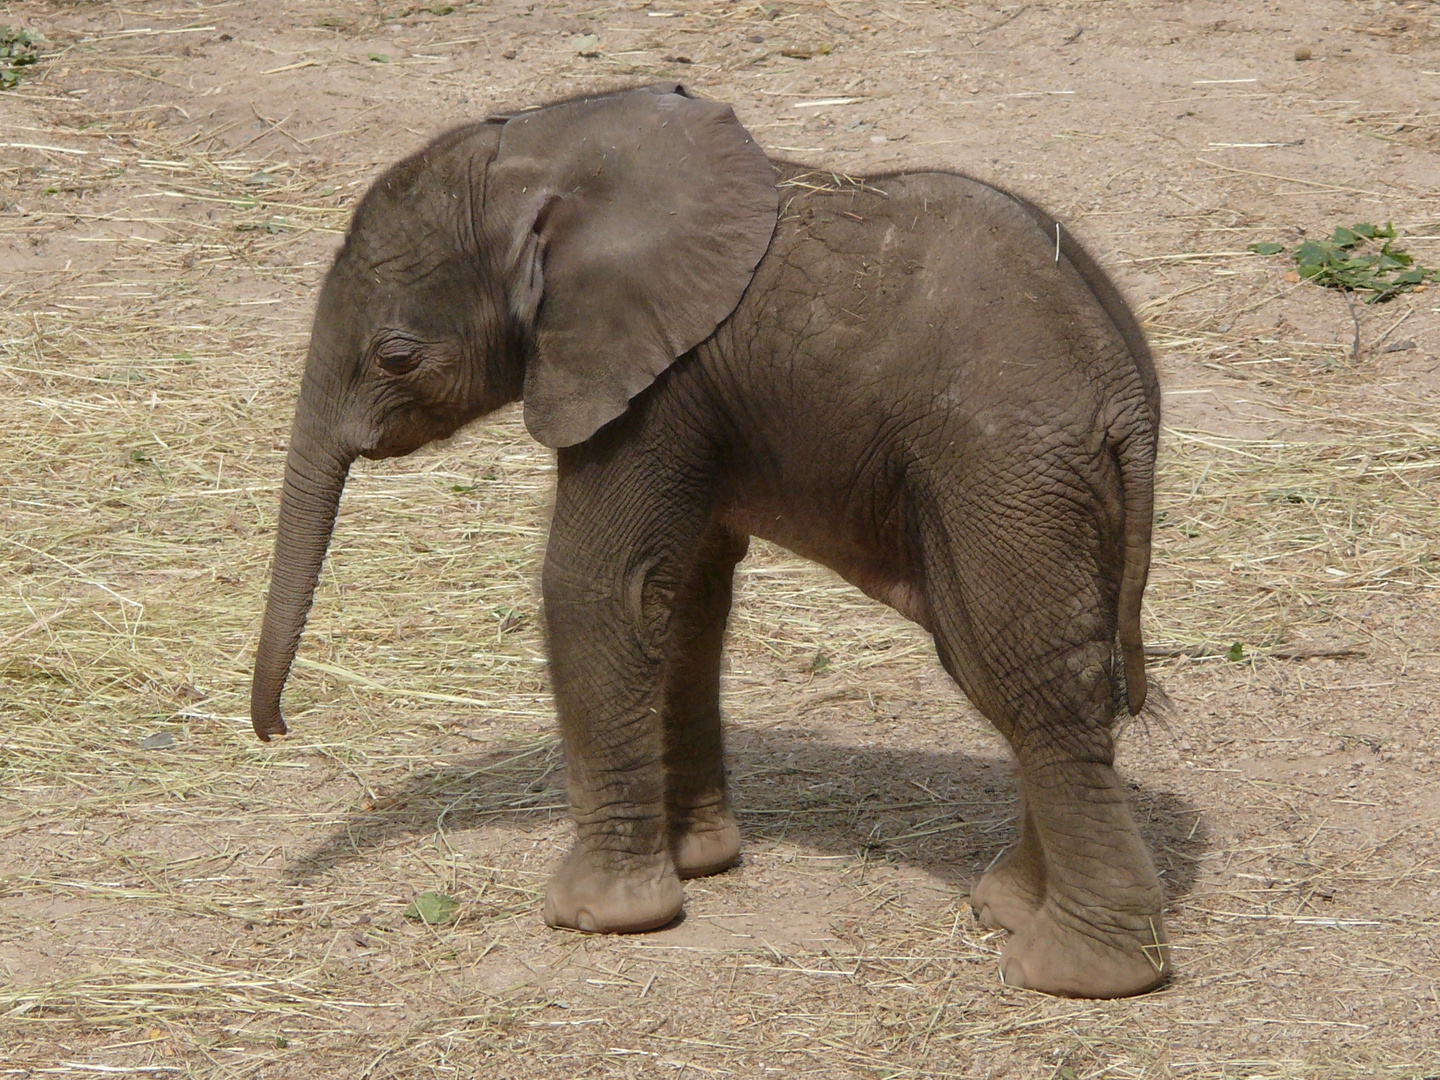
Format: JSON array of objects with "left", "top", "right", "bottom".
[{"left": 576, "top": 909, "right": 597, "bottom": 933}]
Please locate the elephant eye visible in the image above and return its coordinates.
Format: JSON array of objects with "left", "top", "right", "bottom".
[{"left": 374, "top": 338, "right": 424, "bottom": 376}]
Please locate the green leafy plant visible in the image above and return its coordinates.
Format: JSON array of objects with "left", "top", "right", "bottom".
[
  {"left": 404, "top": 891, "right": 459, "bottom": 925},
  {"left": 1, "top": 26, "right": 44, "bottom": 89},
  {"left": 1249, "top": 223, "right": 1438, "bottom": 303}
]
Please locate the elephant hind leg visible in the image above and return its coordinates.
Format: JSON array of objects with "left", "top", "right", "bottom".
[
  {"left": 662, "top": 523, "right": 750, "bottom": 879},
  {"left": 970, "top": 795, "right": 1046, "bottom": 933},
  {"left": 923, "top": 510, "right": 1169, "bottom": 998}
]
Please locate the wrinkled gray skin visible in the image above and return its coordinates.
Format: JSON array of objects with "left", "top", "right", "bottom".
[{"left": 251, "top": 84, "right": 1168, "bottom": 998}]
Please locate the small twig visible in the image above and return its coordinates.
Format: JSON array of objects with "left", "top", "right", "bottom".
[
  {"left": 0, "top": 603, "right": 70, "bottom": 650},
  {"left": 1103, "top": 162, "right": 1140, "bottom": 190},
  {"left": 1371, "top": 303, "right": 1415, "bottom": 351},
  {"left": 1195, "top": 156, "right": 1387, "bottom": 198},
  {"left": 246, "top": 104, "right": 308, "bottom": 152},
  {"left": 977, "top": 4, "right": 1030, "bottom": 33},
  {"left": 1144, "top": 644, "right": 1367, "bottom": 660},
  {"left": 1141, "top": 918, "right": 1167, "bottom": 973},
  {"left": 1342, "top": 288, "right": 1361, "bottom": 362}
]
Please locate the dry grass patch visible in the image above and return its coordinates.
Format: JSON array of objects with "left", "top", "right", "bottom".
[{"left": 1149, "top": 404, "right": 1440, "bottom": 655}]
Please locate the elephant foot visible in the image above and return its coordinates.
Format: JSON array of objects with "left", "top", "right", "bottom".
[
  {"left": 672, "top": 810, "right": 741, "bottom": 880},
  {"left": 971, "top": 850, "right": 1044, "bottom": 933},
  {"left": 997, "top": 899, "right": 1171, "bottom": 999},
  {"left": 543, "top": 847, "right": 683, "bottom": 934}
]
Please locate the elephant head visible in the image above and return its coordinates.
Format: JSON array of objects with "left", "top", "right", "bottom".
[{"left": 250, "top": 84, "right": 779, "bottom": 740}]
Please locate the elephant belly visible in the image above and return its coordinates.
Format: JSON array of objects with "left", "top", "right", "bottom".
[{"left": 718, "top": 505, "right": 930, "bottom": 631}]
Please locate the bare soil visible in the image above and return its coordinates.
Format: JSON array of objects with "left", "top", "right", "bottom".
[{"left": 1, "top": 1, "right": 1438, "bottom": 1077}]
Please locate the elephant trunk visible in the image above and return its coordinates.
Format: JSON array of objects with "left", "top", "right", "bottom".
[{"left": 250, "top": 400, "right": 354, "bottom": 741}]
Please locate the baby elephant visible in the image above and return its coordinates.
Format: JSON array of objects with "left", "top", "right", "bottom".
[{"left": 251, "top": 84, "right": 1167, "bottom": 998}]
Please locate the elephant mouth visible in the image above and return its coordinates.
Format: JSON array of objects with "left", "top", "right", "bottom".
[
  {"left": 358, "top": 418, "right": 450, "bottom": 461},
  {"left": 358, "top": 440, "right": 408, "bottom": 461}
]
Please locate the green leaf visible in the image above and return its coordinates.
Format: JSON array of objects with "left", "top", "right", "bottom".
[
  {"left": 1288, "top": 223, "right": 1433, "bottom": 300},
  {"left": 0, "top": 24, "right": 42, "bottom": 91},
  {"left": 368, "top": 51, "right": 389, "bottom": 62},
  {"left": 1226, "top": 642, "right": 1245, "bottom": 662},
  {"left": 404, "top": 891, "right": 459, "bottom": 925},
  {"left": 1377, "top": 241, "right": 1412, "bottom": 268},
  {"left": 1248, "top": 242, "right": 1284, "bottom": 256},
  {"left": 809, "top": 648, "right": 831, "bottom": 674}
]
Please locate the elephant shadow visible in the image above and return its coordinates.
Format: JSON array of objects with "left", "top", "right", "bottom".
[{"left": 286, "top": 724, "right": 1207, "bottom": 904}]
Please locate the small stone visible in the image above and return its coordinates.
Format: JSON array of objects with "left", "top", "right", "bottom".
[
  {"left": 1294, "top": 45, "right": 1312, "bottom": 61},
  {"left": 502, "top": 48, "right": 516, "bottom": 59}
]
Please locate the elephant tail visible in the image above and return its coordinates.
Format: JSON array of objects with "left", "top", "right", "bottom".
[
  {"left": 1114, "top": 409, "right": 1156, "bottom": 716},
  {"left": 1019, "top": 191, "right": 1159, "bottom": 716}
]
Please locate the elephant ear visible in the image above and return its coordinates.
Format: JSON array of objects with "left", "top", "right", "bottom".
[{"left": 487, "top": 84, "right": 777, "bottom": 448}]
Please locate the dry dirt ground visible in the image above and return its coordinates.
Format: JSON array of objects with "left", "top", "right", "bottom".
[{"left": 2, "top": 1, "right": 1439, "bottom": 1077}]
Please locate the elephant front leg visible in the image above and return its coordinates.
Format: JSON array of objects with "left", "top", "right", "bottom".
[
  {"left": 540, "top": 451, "right": 718, "bottom": 934},
  {"left": 662, "top": 525, "right": 749, "bottom": 879},
  {"left": 542, "top": 577, "right": 683, "bottom": 934},
  {"left": 544, "top": 764, "right": 682, "bottom": 935}
]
